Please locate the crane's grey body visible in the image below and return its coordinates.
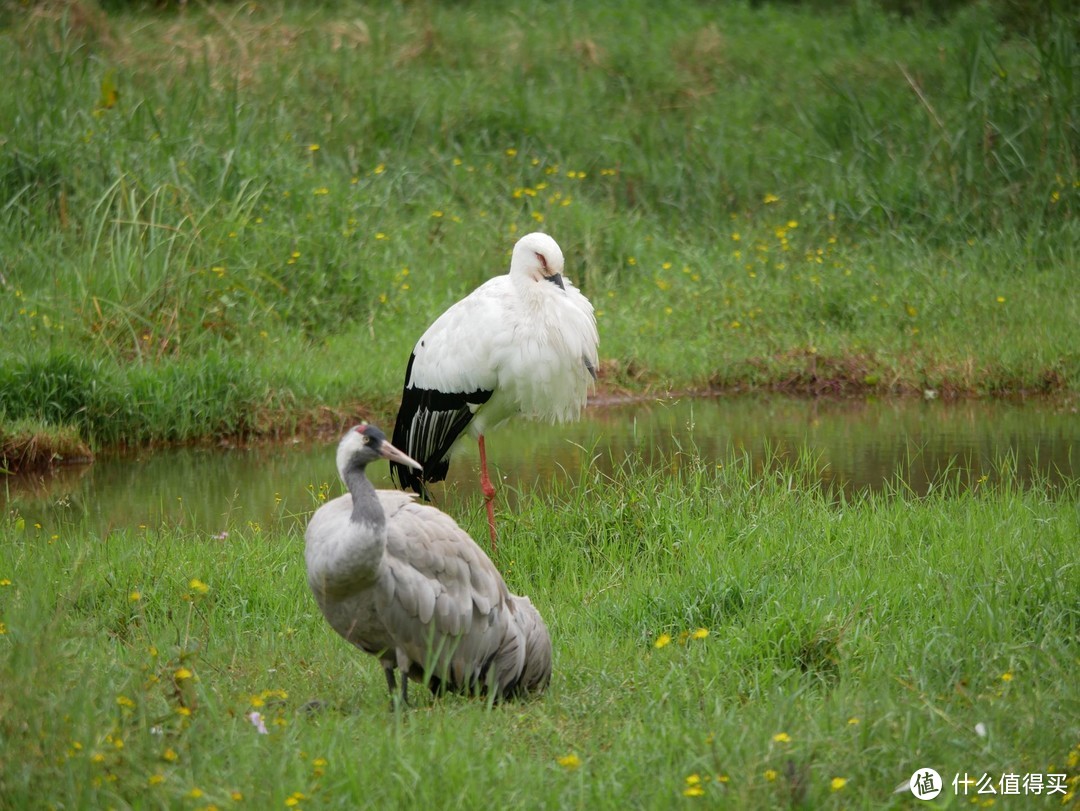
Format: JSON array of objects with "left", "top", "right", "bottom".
[{"left": 305, "top": 425, "right": 551, "bottom": 702}]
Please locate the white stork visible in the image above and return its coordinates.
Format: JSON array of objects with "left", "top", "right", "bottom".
[
  {"left": 304, "top": 423, "right": 552, "bottom": 705},
  {"left": 390, "top": 232, "right": 599, "bottom": 550}
]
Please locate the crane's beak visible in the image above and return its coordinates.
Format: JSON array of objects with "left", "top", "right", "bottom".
[
  {"left": 545, "top": 273, "right": 565, "bottom": 290},
  {"left": 379, "top": 440, "right": 423, "bottom": 470}
]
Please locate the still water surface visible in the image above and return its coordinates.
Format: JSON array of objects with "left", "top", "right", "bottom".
[{"left": 3, "top": 396, "right": 1077, "bottom": 536}]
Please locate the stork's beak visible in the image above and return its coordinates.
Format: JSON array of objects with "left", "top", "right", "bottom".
[
  {"left": 545, "top": 273, "right": 565, "bottom": 290},
  {"left": 379, "top": 440, "right": 423, "bottom": 470}
]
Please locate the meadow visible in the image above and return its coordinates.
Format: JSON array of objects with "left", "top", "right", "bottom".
[
  {"left": 1, "top": 452, "right": 1078, "bottom": 809},
  {"left": 0, "top": 0, "right": 1077, "bottom": 455},
  {"left": 1, "top": 2, "right": 1078, "bottom": 809}
]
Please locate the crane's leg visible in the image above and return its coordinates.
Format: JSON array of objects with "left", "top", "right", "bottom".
[
  {"left": 384, "top": 664, "right": 410, "bottom": 711},
  {"left": 477, "top": 434, "right": 498, "bottom": 553}
]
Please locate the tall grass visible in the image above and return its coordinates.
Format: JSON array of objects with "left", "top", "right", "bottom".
[
  {"left": 1, "top": 0, "right": 1077, "bottom": 448},
  {"left": 0, "top": 450, "right": 1076, "bottom": 808}
]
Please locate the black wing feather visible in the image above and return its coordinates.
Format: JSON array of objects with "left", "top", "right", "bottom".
[{"left": 390, "top": 352, "right": 493, "bottom": 498}]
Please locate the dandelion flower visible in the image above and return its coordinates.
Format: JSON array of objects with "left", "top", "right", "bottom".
[
  {"left": 116, "top": 695, "right": 135, "bottom": 708},
  {"left": 557, "top": 753, "right": 582, "bottom": 770},
  {"left": 174, "top": 667, "right": 193, "bottom": 681},
  {"left": 685, "top": 774, "right": 701, "bottom": 786},
  {"left": 764, "top": 769, "right": 778, "bottom": 782},
  {"left": 128, "top": 591, "right": 141, "bottom": 602},
  {"left": 763, "top": 193, "right": 780, "bottom": 204},
  {"left": 654, "top": 633, "right": 672, "bottom": 649},
  {"left": 162, "top": 748, "right": 179, "bottom": 762},
  {"left": 831, "top": 777, "right": 848, "bottom": 791},
  {"left": 189, "top": 579, "right": 209, "bottom": 594},
  {"left": 149, "top": 774, "right": 165, "bottom": 786},
  {"left": 0, "top": 579, "right": 11, "bottom": 586},
  {"left": 691, "top": 628, "right": 709, "bottom": 640},
  {"left": 847, "top": 717, "right": 860, "bottom": 725},
  {"left": 683, "top": 786, "right": 705, "bottom": 797},
  {"left": 307, "top": 144, "right": 319, "bottom": 152},
  {"left": 772, "top": 732, "right": 791, "bottom": 743},
  {"left": 1001, "top": 672, "right": 1013, "bottom": 682}
]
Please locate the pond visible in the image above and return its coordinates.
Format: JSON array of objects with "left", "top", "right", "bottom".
[{"left": 2, "top": 395, "right": 1077, "bottom": 537}]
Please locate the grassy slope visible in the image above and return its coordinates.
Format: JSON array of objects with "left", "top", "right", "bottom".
[
  {"left": 0, "top": 1, "right": 1078, "bottom": 451},
  {"left": 0, "top": 455, "right": 1077, "bottom": 808}
]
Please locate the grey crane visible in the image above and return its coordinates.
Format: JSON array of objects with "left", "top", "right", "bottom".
[{"left": 304, "top": 423, "right": 551, "bottom": 705}]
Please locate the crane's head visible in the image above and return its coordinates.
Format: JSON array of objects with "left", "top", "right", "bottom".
[
  {"left": 510, "top": 231, "right": 566, "bottom": 290},
  {"left": 336, "top": 422, "right": 422, "bottom": 478}
]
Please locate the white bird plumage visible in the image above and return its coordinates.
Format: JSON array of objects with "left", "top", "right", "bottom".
[
  {"left": 304, "top": 423, "right": 551, "bottom": 704},
  {"left": 390, "top": 232, "right": 599, "bottom": 547}
]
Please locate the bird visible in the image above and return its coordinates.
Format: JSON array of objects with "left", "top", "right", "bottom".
[
  {"left": 304, "top": 423, "right": 552, "bottom": 706},
  {"left": 390, "top": 231, "right": 599, "bottom": 551}
]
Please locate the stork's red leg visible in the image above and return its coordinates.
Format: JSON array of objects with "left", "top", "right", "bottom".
[{"left": 477, "top": 434, "right": 498, "bottom": 553}]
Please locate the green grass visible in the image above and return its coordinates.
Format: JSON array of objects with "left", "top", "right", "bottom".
[
  {"left": 1, "top": 451, "right": 1076, "bottom": 808},
  {"left": 1, "top": 0, "right": 1078, "bottom": 450}
]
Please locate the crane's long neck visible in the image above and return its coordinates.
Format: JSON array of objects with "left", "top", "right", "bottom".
[
  {"left": 327, "top": 462, "right": 386, "bottom": 583},
  {"left": 344, "top": 463, "right": 385, "bottom": 533}
]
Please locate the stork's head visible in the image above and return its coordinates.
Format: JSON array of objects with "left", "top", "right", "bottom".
[
  {"left": 336, "top": 422, "right": 422, "bottom": 479},
  {"left": 509, "top": 232, "right": 566, "bottom": 290}
]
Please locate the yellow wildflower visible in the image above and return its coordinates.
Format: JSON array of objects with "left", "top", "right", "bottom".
[
  {"left": 654, "top": 633, "right": 672, "bottom": 649},
  {"left": 831, "top": 777, "right": 848, "bottom": 791},
  {"left": 691, "top": 628, "right": 709, "bottom": 640},
  {"left": 557, "top": 753, "right": 582, "bottom": 770},
  {"left": 764, "top": 769, "right": 778, "bottom": 782},
  {"left": 189, "top": 579, "right": 209, "bottom": 594},
  {"left": 772, "top": 732, "right": 791, "bottom": 743}
]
